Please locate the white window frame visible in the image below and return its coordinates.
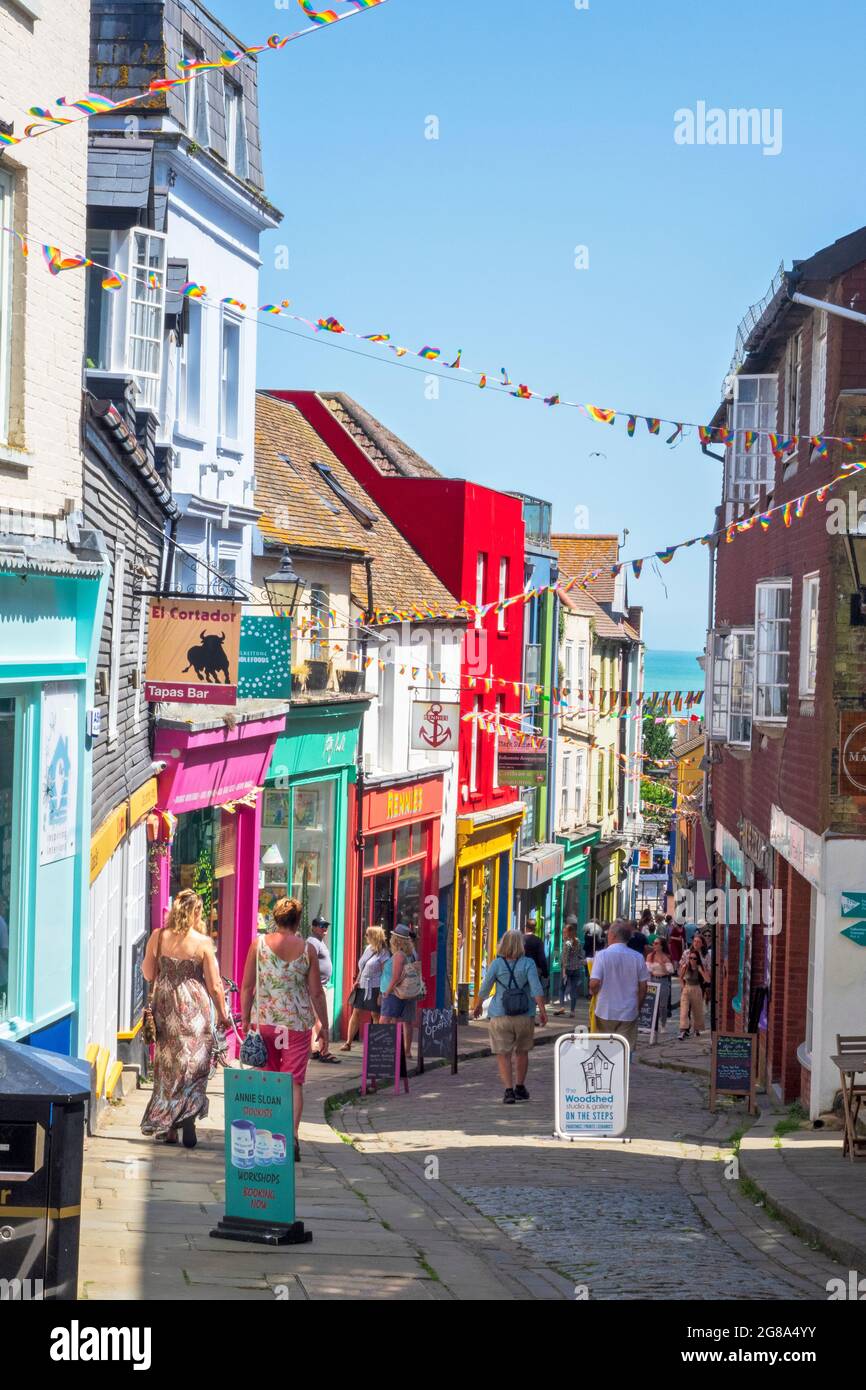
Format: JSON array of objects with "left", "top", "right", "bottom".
[
  {"left": 754, "top": 579, "right": 792, "bottom": 723},
  {"left": 783, "top": 330, "right": 802, "bottom": 437},
  {"left": 224, "top": 76, "right": 248, "bottom": 178},
  {"left": 809, "top": 310, "right": 828, "bottom": 435},
  {"left": 108, "top": 544, "right": 126, "bottom": 743},
  {"left": 728, "top": 629, "right": 755, "bottom": 747},
  {"left": 220, "top": 311, "right": 243, "bottom": 445},
  {"left": 492, "top": 694, "right": 504, "bottom": 788},
  {"left": 475, "top": 552, "right": 487, "bottom": 630},
  {"left": 184, "top": 42, "right": 210, "bottom": 146},
  {"left": 577, "top": 641, "right": 588, "bottom": 700},
  {"left": 497, "top": 557, "right": 508, "bottom": 633},
  {"left": 799, "top": 573, "right": 820, "bottom": 698},
  {"left": 124, "top": 228, "right": 167, "bottom": 411},
  {"left": 470, "top": 695, "right": 481, "bottom": 792},
  {"left": 725, "top": 374, "right": 777, "bottom": 507},
  {"left": 563, "top": 641, "right": 574, "bottom": 699},
  {"left": 560, "top": 750, "right": 571, "bottom": 827},
  {"left": 309, "top": 584, "right": 330, "bottom": 660},
  {"left": 709, "top": 631, "right": 731, "bottom": 740},
  {"left": 0, "top": 169, "right": 15, "bottom": 446},
  {"left": 575, "top": 748, "right": 586, "bottom": 824},
  {"left": 179, "top": 296, "right": 204, "bottom": 430}
]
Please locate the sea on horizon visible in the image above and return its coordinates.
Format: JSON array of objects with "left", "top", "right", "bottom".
[{"left": 644, "top": 649, "right": 704, "bottom": 712}]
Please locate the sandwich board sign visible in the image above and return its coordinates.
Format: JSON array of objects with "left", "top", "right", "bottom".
[{"left": 554, "top": 1032, "right": 630, "bottom": 1140}]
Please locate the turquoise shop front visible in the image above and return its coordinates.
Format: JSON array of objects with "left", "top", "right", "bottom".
[
  {"left": 549, "top": 828, "right": 600, "bottom": 996},
  {"left": 259, "top": 701, "right": 365, "bottom": 1036},
  {"left": 0, "top": 552, "right": 107, "bottom": 1057}
]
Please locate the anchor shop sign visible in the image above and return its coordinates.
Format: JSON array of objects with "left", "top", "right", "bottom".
[
  {"left": 411, "top": 701, "right": 460, "bottom": 753},
  {"left": 145, "top": 599, "right": 242, "bottom": 706}
]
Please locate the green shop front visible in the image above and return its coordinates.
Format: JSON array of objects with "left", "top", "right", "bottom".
[
  {"left": 259, "top": 699, "right": 366, "bottom": 1035},
  {"left": 549, "top": 828, "right": 600, "bottom": 996}
]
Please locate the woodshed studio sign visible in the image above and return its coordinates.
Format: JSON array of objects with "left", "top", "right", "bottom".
[{"left": 145, "top": 600, "right": 242, "bottom": 705}]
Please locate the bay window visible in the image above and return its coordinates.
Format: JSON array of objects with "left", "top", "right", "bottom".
[
  {"left": 728, "top": 631, "right": 755, "bottom": 746},
  {"left": 126, "top": 229, "right": 167, "bottom": 410},
  {"left": 799, "top": 574, "right": 819, "bottom": 697},
  {"left": 0, "top": 169, "right": 15, "bottom": 445},
  {"left": 709, "top": 632, "right": 731, "bottom": 739},
  {"left": 725, "top": 375, "right": 777, "bottom": 507},
  {"left": 754, "top": 580, "right": 791, "bottom": 721}
]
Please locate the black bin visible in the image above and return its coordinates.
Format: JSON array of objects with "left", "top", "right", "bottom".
[{"left": 0, "top": 1040, "right": 90, "bottom": 1301}]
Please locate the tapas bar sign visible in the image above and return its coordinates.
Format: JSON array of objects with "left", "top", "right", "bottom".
[{"left": 145, "top": 600, "right": 242, "bottom": 705}]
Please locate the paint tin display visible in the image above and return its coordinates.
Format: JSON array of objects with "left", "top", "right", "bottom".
[
  {"left": 230, "top": 1119, "right": 256, "bottom": 1168},
  {"left": 271, "top": 1133, "right": 287, "bottom": 1165},
  {"left": 254, "top": 1128, "right": 273, "bottom": 1165}
]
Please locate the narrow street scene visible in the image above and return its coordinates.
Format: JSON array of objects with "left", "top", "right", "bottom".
[{"left": 0, "top": 0, "right": 865, "bottom": 1364}]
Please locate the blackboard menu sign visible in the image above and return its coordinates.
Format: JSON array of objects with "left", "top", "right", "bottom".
[
  {"left": 361, "top": 1023, "right": 409, "bottom": 1096},
  {"left": 418, "top": 1008, "right": 458, "bottom": 1075},
  {"left": 637, "top": 979, "right": 669, "bottom": 1042},
  {"left": 710, "top": 1032, "right": 757, "bottom": 1114}
]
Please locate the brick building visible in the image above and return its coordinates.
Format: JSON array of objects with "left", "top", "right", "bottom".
[{"left": 706, "top": 226, "right": 866, "bottom": 1115}]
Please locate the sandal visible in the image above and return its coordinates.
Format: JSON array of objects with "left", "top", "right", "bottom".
[
  {"left": 317, "top": 1053, "right": 341, "bottom": 1064},
  {"left": 339, "top": 1042, "right": 352, "bottom": 1052},
  {"left": 162, "top": 1129, "right": 178, "bottom": 1145}
]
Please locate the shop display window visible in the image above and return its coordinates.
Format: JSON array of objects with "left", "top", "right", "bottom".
[
  {"left": 361, "top": 821, "right": 429, "bottom": 938},
  {"left": 259, "top": 779, "right": 335, "bottom": 928}
]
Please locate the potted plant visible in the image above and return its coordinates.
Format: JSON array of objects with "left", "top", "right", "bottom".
[
  {"left": 291, "top": 660, "right": 311, "bottom": 693},
  {"left": 337, "top": 667, "right": 363, "bottom": 693}
]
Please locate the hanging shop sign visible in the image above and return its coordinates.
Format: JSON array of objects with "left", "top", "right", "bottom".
[
  {"left": 637, "top": 845, "right": 653, "bottom": 870},
  {"left": 554, "top": 1032, "right": 630, "bottom": 1139},
  {"left": 839, "top": 713, "right": 866, "bottom": 797},
  {"left": 212, "top": 1068, "right": 310, "bottom": 1246},
  {"left": 40, "top": 682, "right": 79, "bottom": 866},
  {"left": 497, "top": 734, "right": 547, "bottom": 787},
  {"left": 410, "top": 700, "right": 460, "bottom": 752},
  {"left": 145, "top": 599, "right": 242, "bottom": 705},
  {"left": 238, "top": 615, "right": 293, "bottom": 700},
  {"left": 364, "top": 776, "right": 443, "bottom": 832}
]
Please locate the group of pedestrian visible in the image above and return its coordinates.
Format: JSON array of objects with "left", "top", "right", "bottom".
[{"left": 626, "top": 908, "right": 713, "bottom": 1039}]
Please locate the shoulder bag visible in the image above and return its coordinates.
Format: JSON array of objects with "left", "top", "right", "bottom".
[
  {"left": 141, "top": 928, "right": 164, "bottom": 1045},
  {"left": 240, "top": 938, "right": 269, "bottom": 1069},
  {"left": 394, "top": 954, "right": 426, "bottom": 1001}
]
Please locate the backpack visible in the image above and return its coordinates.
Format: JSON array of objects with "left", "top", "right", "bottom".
[
  {"left": 394, "top": 956, "right": 426, "bottom": 1001},
  {"left": 500, "top": 959, "right": 531, "bottom": 1016}
]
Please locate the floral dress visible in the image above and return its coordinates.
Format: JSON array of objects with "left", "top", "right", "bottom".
[
  {"left": 256, "top": 937, "right": 316, "bottom": 1032},
  {"left": 141, "top": 956, "right": 214, "bottom": 1137}
]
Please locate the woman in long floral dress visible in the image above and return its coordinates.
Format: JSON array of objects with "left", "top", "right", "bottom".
[{"left": 141, "top": 889, "right": 231, "bottom": 1148}]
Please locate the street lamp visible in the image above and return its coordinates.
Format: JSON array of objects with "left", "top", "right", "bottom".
[
  {"left": 264, "top": 549, "right": 304, "bottom": 618},
  {"left": 843, "top": 528, "right": 866, "bottom": 626}
]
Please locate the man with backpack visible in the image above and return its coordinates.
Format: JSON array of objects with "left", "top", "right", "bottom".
[{"left": 472, "top": 929, "right": 547, "bottom": 1104}]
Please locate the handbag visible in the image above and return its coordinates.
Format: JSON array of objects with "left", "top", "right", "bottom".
[
  {"left": 394, "top": 956, "right": 426, "bottom": 1001},
  {"left": 501, "top": 960, "right": 531, "bottom": 1017},
  {"left": 240, "top": 938, "right": 268, "bottom": 1069},
  {"left": 142, "top": 928, "right": 163, "bottom": 1045}
]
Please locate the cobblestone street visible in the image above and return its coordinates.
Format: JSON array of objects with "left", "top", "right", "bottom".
[{"left": 336, "top": 1048, "right": 845, "bottom": 1301}]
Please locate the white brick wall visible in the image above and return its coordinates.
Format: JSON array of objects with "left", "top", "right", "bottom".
[{"left": 0, "top": 1, "right": 89, "bottom": 518}]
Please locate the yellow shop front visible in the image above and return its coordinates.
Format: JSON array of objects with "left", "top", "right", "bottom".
[{"left": 450, "top": 803, "right": 524, "bottom": 998}]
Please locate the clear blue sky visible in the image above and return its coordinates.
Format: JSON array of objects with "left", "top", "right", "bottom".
[{"left": 215, "top": 0, "right": 866, "bottom": 650}]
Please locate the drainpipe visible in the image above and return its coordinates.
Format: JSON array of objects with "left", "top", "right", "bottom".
[
  {"left": 354, "top": 558, "right": 375, "bottom": 975},
  {"left": 788, "top": 289, "right": 866, "bottom": 327}
]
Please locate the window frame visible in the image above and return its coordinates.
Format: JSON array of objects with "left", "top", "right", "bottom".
[
  {"left": 492, "top": 694, "right": 504, "bottom": 789},
  {"left": 184, "top": 42, "right": 210, "bottom": 146},
  {"left": 574, "top": 748, "right": 586, "bottom": 824},
  {"left": 783, "top": 330, "right": 802, "bottom": 437},
  {"left": 799, "top": 573, "right": 820, "bottom": 698},
  {"left": 809, "top": 310, "right": 828, "bottom": 435},
  {"left": 0, "top": 168, "right": 15, "bottom": 445},
  {"left": 728, "top": 629, "right": 755, "bottom": 747},
  {"left": 223, "top": 76, "right": 248, "bottom": 178},
  {"left": 560, "top": 750, "right": 571, "bottom": 827},
  {"left": 725, "top": 374, "right": 778, "bottom": 507},
  {"left": 470, "top": 695, "right": 482, "bottom": 793},
  {"left": 219, "top": 310, "right": 243, "bottom": 445},
  {"left": 475, "top": 552, "right": 487, "bottom": 630},
  {"left": 754, "top": 578, "right": 792, "bottom": 724},
  {"left": 497, "top": 557, "right": 508, "bottom": 634},
  {"left": 179, "top": 296, "right": 204, "bottom": 430},
  {"left": 124, "top": 228, "right": 167, "bottom": 411}
]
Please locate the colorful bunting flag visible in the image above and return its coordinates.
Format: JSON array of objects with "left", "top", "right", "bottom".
[
  {"left": 585, "top": 405, "right": 616, "bottom": 425},
  {"left": 447, "top": 349, "right": 462, "bottom": 369},
  {"left": 42, "top": 245, "right": 92, "bottom": 275},
  {"left": 181, "top": 281, "right": 207, "bottom": 298}
]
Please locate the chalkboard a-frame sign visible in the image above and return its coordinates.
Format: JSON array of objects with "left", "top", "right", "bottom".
[
  {"left": 710, "top": 1032, "right": 757, "bottom": 1115},
  {"left": 417, "top": 1007, "right": 458, "bottom": 1075},
  {"left": 361, "top": 1022, "right": 409, "bottom": 1096}
]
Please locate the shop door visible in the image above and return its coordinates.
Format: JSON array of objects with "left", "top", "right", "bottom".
[{"left": 87, "top": 844, "right": 123, "bottom": 1058}]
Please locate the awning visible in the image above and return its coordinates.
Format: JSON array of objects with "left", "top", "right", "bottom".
[{"left": 514, "top": 842, "right": 565, "bottom": 891}]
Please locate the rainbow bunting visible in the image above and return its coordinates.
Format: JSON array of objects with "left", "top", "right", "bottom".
[
  {"left": 743, "top": 430, "right": 756, "bottom": 452},
  {"left": 544, "top": 394, "right": 560, "bottom": 407},
  {"left": 585, "top": 405, "right": 616, "bottom": 425},
  {"left": 810, "top": 435, "right": 829, "bottom": 458},
  {"left": 317, "top": 316, "right": 346, "bottom": 333},
  {"left": 656, "top": 547, "right": 676, "bottom": 564},
  {"left": 627, "top": 415, "right": 636, "bottom": 437},
  {"left": 259, "top": 304, "right": 283, "bottom": 314},
  {"left": 782, "top": 502, "right": 793, "bottom": 527},
  {"left": 42, "top": 245, "right": 92, "bottom": 274},
  {"left": 795, "top": 495, "right": 808, "bottom": 519},
  {"left": 478, "top": 374, "right": 488, "bottom": 389},
  {"left": 181, "top": 281, "right": 207, "bottom": 298},
  {"left": 513, "top": 384, "right": 532, "bottom": 399},
  {"left": 632, "top": 559, "right": 643, "bottom": 578},
  {"left": 698, "top": 426, "right": 712, "bottom": 445},
  {"left": 665, "top": 423, "right": 683, "bottom": 445},
  {"left": 758, "top": 511, "right": 773, "bottom": 531},
  {"left": 646, "top": 418, "right": 661, "bottom": 435},
  {"left": 500, "top": 368, "right": 512, "bottom": 387},
  {"left": 363, "top": 332, "right": 390, "bottom": 342},
  {"left": 390, "top": 345, "right": 408, "bottom": 358},
  {"left": 148, "top": 272, "right": 160, "bottom": 289},
  {"left": 447, "top": 349, "right": 462, "bottom": 369},
  {"left": 222, "top": 297, "right": 248, "bottom": 309},
  {"left": 418, "top": 346, "right": 440, "bottom": 361},
  {"left": 299, "top": 1, "right": 340, "bottom": 23},
  {"left": 101, "top": 273, "right": 125, "bottom": 291}
]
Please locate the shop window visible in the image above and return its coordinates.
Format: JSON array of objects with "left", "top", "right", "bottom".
[
  {"left": 258, "top": 780, "right": 335, "bottom": 928},
  {"left": 519, "top": 787, "right": 536, "bottom": 852},
  {"left": 396, "top": 860, "right": 422, "bottom": 928},
  {"left": 754, "top": 579, "right": 791, "bottom": 721},
  {"left": 395, "top": 825, "right": 410, "bottom": 862},
  {"left": 0, "top": 698, "right": 16, "bottom": 1024}
]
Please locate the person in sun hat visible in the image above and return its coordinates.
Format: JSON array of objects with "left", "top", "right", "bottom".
[{"left": 379, "top": 923, "right": 424, "bottom": 1061}]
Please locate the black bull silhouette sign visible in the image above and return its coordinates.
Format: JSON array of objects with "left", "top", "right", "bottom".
[{"left": 144, "top": 602, "right": 242, "bottom": 705}]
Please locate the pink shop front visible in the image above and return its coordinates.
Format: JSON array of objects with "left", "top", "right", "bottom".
[{"left": 149, "top": 705, "right": 290, "bottom": 987}]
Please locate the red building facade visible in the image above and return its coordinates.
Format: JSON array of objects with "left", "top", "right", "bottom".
[
  {"left": 707, "top": 227, "right": 866, "bottom": 1116},
  {"left": 273, "top": 392, "right": 527, "bottom": 995}
]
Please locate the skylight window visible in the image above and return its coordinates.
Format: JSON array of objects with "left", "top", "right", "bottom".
[{"left": 312, "top": 462, "right": 377, "bottom": 529}]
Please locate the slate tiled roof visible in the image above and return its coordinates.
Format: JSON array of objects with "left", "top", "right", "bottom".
[
  {"left": 88, "top": 137, "right": 154, "bottom": 221},
  {"left": 255, "top": 393, "right": 458, "bottom": 616},
  {"left": 320, "top": 393, "right": 443, "bottom": 479},
  {"left": 551, "top": 533, "right": 619, "bottom": 603}
]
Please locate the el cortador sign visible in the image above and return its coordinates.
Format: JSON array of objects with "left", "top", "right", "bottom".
[{"left": 145, "top": 600, "right": 242, "bottom": 705}]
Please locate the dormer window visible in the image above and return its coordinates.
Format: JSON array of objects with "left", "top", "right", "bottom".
[
  {"left": 184, "top": 42, "right": 210, "bottom": 146},
  {"left": 224, "top": 77, "right": 248, "bottom": 178}
]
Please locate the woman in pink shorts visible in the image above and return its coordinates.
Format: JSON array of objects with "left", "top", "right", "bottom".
[{"left": 240, "top": 897, "right": 329, "bottom": 1164}]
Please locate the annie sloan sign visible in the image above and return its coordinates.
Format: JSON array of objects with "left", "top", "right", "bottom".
[{"left": 211, "top": 1069, "right": 310, "bottom": 1246}]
